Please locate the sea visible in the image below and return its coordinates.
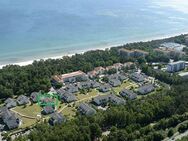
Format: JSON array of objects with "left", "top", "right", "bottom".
[{"left": 1, "top": 0, "right": 188, "bottom": 66}]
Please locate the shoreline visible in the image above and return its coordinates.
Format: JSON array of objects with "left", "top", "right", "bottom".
[{"left": 0, "top": 32, "right": 187, "bottom": 69}]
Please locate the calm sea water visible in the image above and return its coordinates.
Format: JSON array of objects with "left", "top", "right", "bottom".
[{"left": 1, "top": 0, "right": 188, "bottom": 65}]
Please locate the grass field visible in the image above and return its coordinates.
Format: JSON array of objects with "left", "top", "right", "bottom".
[
  {"left": 112, "top": 80, "right": 138, "bottom": 94},
  {"left": 19, "top": 117, "right": 37, "bottom": 128},
  {"left": 13, "top": 104, "right": 41, "bottom": 117}
]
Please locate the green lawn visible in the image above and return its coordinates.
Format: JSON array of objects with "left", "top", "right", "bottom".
[
  {"left": 13, "top": 104, "right": 41, "bottom": 117},
  {"left": 62, "top": 106, "right": 76, "bottom": 119},
  {"left": 19, "top": 117, "right": 37, "bottom": 129},
  {"left": 112, "top": 81, "right": 138, "bottom": 94}
]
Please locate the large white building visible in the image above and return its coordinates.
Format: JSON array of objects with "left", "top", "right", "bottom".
[{"left": 167, "top": 61, "right": 185, "bottom": 72}]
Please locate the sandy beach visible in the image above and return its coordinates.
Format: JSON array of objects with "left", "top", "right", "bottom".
[{"left": 0, "top": 32, "right": 187, "bottom": 69}]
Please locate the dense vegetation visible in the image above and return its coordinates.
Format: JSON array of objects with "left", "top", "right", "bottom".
[{"left": 0, "top": 34, "right": 187, "bottom": 99}]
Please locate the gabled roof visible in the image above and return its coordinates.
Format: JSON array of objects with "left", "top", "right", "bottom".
[
  {"left": 49, "top": 112, "right": 66, "bottom": 125},
  {"left": 0, "top": 107, "right": 19, "bottom": 130},
  {"left": 109, "top": 79, "right": 121, "bottom": 87},
  {"left": 78, "top": 103, "right": 96, "bottom": 116},
  {"left": 130, "top": 73, "right": 145, "bottom": 82},
  {"left": 138, "top": 84, "right": 155, "bottom": 95},
  {"left": 5, "top": 98, "right": 17, "bottom": 109},
  {"left": 120, "top": 89, "right": 137, "bottom": 100},
  {"left": 64, "top": 84, "right": 79, "bottom": 93},
  {"left": 98, "top": 84, "right": 111, "bottom": 92},
  {"left": 61, "top": 93, "right": 77, "bottom": 103},
  {"left": 17, "top": 95, "right": 30, "bottom": 105},
  {"left": 42, "top": 106, "right": 54, "bottom": 115},
  {"left": 30, "top": 92, "right": 40, "bottom": 102}
]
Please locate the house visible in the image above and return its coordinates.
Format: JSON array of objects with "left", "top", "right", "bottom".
[
  {"left": 113, "top": 63, "right": 123, "bottom": 71},
  {"left": 138, "top": 84, "right": 155, "bottom": 95},
  {"left": 60, "top": 93, "right": 77, "bottom": 103},
  {"left": 49, "top": 112, "right": 66, "bottom": 126},
  {"left": 109, "top": 79, "right": 121, "bottom": 87},
  {"left": 92, "top": 94, "right": 126, "bottom": 106},
  {"left": 98, "top": 84, "right": 111, "bottom": 93},
  {"left": 88, "top": 67, "right": 105, "bottom": 78},
  {"left": 91, "top": 81, "right": 100, "bottom": 88},
  {"left": 30, "top": 92, "right": 40, "bottom": 103},
  {"left": 92, "top": 95, "right": 110, "bottom": 106},
  {"left": 17, "top": 95, "right": 30, "bottom": 105},
  {"left": 42, "top": 106, "right": 54, "bottom": 115},
  {"left": 78, "top": 81, "right": 92, "bottom": 89},
  {"left": 120, "top": 89, "right": 137, "bottom": 100},
  {"left": 0, "top": 107, "right": 20, "bottom": 130},
  {"left": 64, "top": 84, "right": 79, "bottom": 93},
  {"left": 109, "top": 73, "right": 127, "bottom": 82},
  {"left": 160, "top": 42, "right": 186, "bottom": 51},
  {"left": 130, "top": 73, "right": 145, "bottom": 82},
  {"left": 109, "top": 94, "right": 126, "bottom": 105},
  {"left": 78, "top": 103, "right": 96, "bottom": 116},
  {"left": 52, "top": 71, "right": 87, "bottom": 83},
  {"left": 4, "top": 98, "right": 17, "bottom": 109}
]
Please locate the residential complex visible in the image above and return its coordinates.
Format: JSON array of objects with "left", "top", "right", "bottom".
[
  {"left": 167, "top": 61, "right": 185, "bottom": 72},
  {"left": 119, "top": 48, "right": 149, "bottom": 58}
]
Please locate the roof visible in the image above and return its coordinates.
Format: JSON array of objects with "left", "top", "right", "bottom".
[
  {"left": 130, "top": 73, "right": 145, "bottom": 82},
  {"left": 61, "top": 93, "right": 77, "bottom": 103},
  {"left": 52, "top": 71, "right": 86, "bottom": 82},
  {"left": 78, "top": 103, "right": 96, "bottom": 116},
  {"left": 138, "top": 84, "right": 155, "bottom": 95},
  {"left": 42, "top": 106, "right": 54, "bottom": 115},
  {"left": 109, "top": 94, "right": 126, "bottom": 105},
  {"left": 109, "top": 79, "right": 121, "bottom": 87},
  {"left": 30, "top": 92, "right": 40, "bottom": 102},
  {"left": 49, "top": 112, "right": 66, "bottom": 125},
  {"left": 120, "top": 89, "right": 137, "bottom": 100},
  {"left": 17, "top": 95, "right": 30, "bottom": 105},
  {"left": 0, "top": 107, "right": 19, "bottom": 129},
  {"left": 168, "top": 61, "right": 185, "bottom": 65},
  {"left": 5, "top": 98, "right": 17, "bottom": 109},
  {"left": 179, "top": 72, "right": 188, "bottom": 77},
  {"left": 98, "top": 84, "right": 111, "bottom": 92}
]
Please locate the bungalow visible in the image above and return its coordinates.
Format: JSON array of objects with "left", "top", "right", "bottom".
[
  {"left": 5, "top": 98, "right": 17, "bottom": 109},
  {"left": 17, "top": 95, "right": 30, "bottom": 105},
  {"left": 138, "top": 84, "right": 155, "bottom": 95},
  {"left": 42, "top": 106, "right": 54, "bottom": 115},
  {"left": 78, "top": 103, "right": 96, "bottom": 116},
  {"left": 130, "top": 73, "right": 145, "bottom": 82},
  {"left": 49, "top": 112, "right": 66, "bottom": 126},
  {"left": 98, "top": 84, "right": 111, "bottom": 93},
  {"left": 52, "top": 70, "right": 88, "bottom": 83},
  {"left": 30, "top": 92, "right": 40, "bottom": 103},
  {"left": 60, "top": 93, "right": 77, "bottom": 103},
  {"left": 0, "top": 107, "right": 20, "bottom": 130},
  {"left": 120, "top": 89, "right": 137, "bottom": 100},
  {"left": 109, "top": 79, "right": 121, "bottom": 87},
  {"left": 64, "top": 84, "right": 79, "bottom": 93}
]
